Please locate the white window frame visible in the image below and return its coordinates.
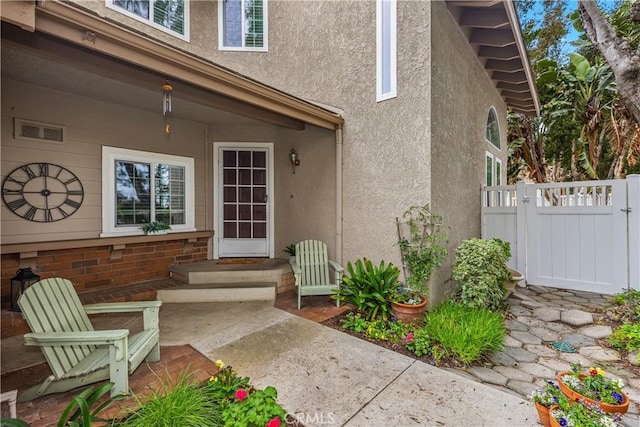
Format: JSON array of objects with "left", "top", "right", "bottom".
[
  {"left": 376, "top": 0, "right": 397, "bottom": 102},
  {"left": 485, "top": 106, "right": 501, "bottom": 149},
  {"left": 218, "top": 0, "right": 268, "bottom": 52},
  {"left": 101, "top": 146, "right": 196, "bottom": 237},
  {"left": 106, "top": 0, "right": 190, "bottom": 41}
]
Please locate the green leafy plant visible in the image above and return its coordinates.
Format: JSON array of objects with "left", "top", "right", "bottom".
[
  {"left": 609, "top": 323, "right": 640, "bottom": 359},
  {"left": 141, "top": 221, "right": 171, "bottom": 234},
  {"left": 119, "top": 370, "right": 222, "bottom": 427},
  {"left": 422, "top": 300, "right": 505, "bottom": 364},
  {"left": 609, "top": 288, "right": 640, "bottom": 323},
  {"left": 341, "top": 312, "right": 369, "bottom": 334},
  {"left": 402, "top": 328, "right": 432, "bottom": 358},
  {"left": 57, "top": 382, "right": 127, "bottom": 427},
  {"left": 550, "top": 400, "right": 623, "bottom": 427},
  {"left": 333, "top": 258, "right": 401, "bottom": 321},
  {"left": 528, "top": 380, "right": 565, "bottom": 408},
  {"left": 221, "top": 386, "right": 286, "bottom": 427},
  {"left": 205, "top": 360, "right": 251, "bottom": 402},
  {"left": 341, "top": 312, "right": 409, "bottom": 343},
  {"left": 0, "top": 419, "right": 30, "bottom": 427},
  {"left": 282, "top": 244, "right": 296, "bottom": 257},
  {"left": 452, "top": 238, "right": 512, "bottom": 311},
  {"left": 396, "top": 205, "right": 448, "bottom": 301}
]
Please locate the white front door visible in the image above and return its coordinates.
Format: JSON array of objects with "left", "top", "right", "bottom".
[{"left": 214, "top": 143, "right": 273, "bottom": 258}]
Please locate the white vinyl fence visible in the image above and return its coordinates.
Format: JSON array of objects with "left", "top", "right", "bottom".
[{"left": 481, "top": 175, "right": 640, "bottom": 295}]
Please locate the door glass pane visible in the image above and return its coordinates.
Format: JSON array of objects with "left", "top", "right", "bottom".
[
  {"left": 253, "top": 151, "right": 266, "bottom": 167},
  {"left": 253, "top": 187, "right": 266, "bottom": 203},
  {"left": 224, "top": 222, "right": 237, "bottom": 238},
  {"left": 239, "top": 187, "right": 251, "bottom": 202},
  {"left": 223, "top": 169, "right": 236, "bottom": 185},
  {"left": 253, "top": 205, "right": 266, "bottom": 220},
  {"left": 224, "top": 187, "right": 237, "bottom": 202},
  {"left": 224, "top": 204, "right": 237, "bottom": 220},
  {"left": 223, "top": 150, "right": 236, "bottom": 167},
  {"left": 253, "top": 222, "right": 266, "bottom": 238},
  {"left": 239, "top": 169, "right": 251, "bottom": 185},
  {"left": 239, "top": 222, "right": 251, "bottom": 238},
  {"left": 486, "top": 155, "right": 493, "bottom": 186},
  {"left": 253, "top": 170, "right": 266, "bottom": 185},
  {"left": 239, "top": 205, "right": 251, "bottom": 220},
  {"left": 238, "top": 151, "right": 251, "bottom": 167}
]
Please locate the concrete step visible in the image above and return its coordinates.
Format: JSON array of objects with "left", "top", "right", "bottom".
[
  {"left": 170, "top": 259, "right": 290, "bottom": 285},
  {"left": 157, "top": 282, "right": 277, "bottom": 303}
]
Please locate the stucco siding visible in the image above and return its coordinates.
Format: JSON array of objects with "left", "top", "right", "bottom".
[{"left": 429, "top": 1, "right": 509, "bottom": 302}]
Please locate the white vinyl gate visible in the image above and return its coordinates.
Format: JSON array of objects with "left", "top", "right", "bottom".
[{"left": 481, "top": 175, "right": 640, "bottom": 295}]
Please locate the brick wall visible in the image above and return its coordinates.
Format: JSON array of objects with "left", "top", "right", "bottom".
[{"left": 1, "top": 237, "right": 209, "bottom": 307}]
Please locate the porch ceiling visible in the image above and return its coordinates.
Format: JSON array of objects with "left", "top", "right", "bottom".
[
  {"left": 446, "top": 1, "right": 540, "bottom": 116},
  {"left": 1, "top": 25, "right": 306, "bottom": 130}
]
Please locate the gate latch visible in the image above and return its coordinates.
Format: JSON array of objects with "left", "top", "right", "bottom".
[{"left": 621, "top": 207, "right": 632, "bottom": 213}]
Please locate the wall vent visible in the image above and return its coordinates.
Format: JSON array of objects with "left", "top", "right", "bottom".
[{"left": 14, "top": 118, "right": 65, "bottom": 143}]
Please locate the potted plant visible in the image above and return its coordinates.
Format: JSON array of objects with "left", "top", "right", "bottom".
[
  {"left": 528, "top": 380, "right": 565, "bottom": 427},
  {"left": 283, "top": 243, "right": 296, "bottom": 264},
  {"left": 393, "top": 205, "right": 448, "bottom": 323},
  {"left": 557, "top": 364, "right": 629, "bottom": 414},
  {"left": 549, "top": 401, "right": 623, "bottom": 427},
  {"left": 141, "top": 221, "right": 171, "bottom": 235},
  {"left": 452, "top": 238, "right": 518, "bottom": 311}
]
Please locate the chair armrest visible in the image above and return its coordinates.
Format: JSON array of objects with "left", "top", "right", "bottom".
[
  {"left": 290, "top": 261, "right": 301, "bottom": 275},
  {"left": 24, "top": 330, "right": 129, "bottom": 347},
  {"left": 327, "top": 260, "right": 344, "bottom": 274},
  {"left": 84, "top": 301, "right": 162, "bottom": 314}
]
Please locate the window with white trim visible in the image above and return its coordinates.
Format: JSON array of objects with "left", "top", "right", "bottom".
[
  {"left": 219, "top": 0, "right": 267, "bottom": 51},
  {"left": 101, "top": 147, "right": 195, "bottom": 236},
  {"left": 107, "top": 0, "right": 189, "bottom": 40},
  {"left": 376, "top": 0, "right": 397, "bottom": 101},
  {"left": 485, "top": 107, "right": 500, "bottom": 149}
]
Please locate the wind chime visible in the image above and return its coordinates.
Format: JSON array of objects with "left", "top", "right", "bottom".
[{"left": 162, "top": 81, "right": 173, "bottom": 134}]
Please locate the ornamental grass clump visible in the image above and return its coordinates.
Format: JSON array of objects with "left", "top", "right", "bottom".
[
  {"left": 119, "top": 370, "right": 222, "bottom": 427},
  {"left": 560, "top": 364, "right": 626, "bottom": 406},
  {"left": 422, "top": 300, "right": 505, "bottom": 364}
]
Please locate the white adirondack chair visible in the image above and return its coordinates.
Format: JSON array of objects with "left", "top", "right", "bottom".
[
  {"left": 291, "top": 240, "right": 343, "bottom": 310},
  {"left": 17, "top": 278, "right": 162, "bottom": 401}
]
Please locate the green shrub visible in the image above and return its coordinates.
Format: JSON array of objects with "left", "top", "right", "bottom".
[
  {"left": 119, "top": 371, "right": 222, "bottom": 427},
  {"left": 422, "top": 300, "right": 505, "bottom": 364},
  {"left": 609, "top": 289, "right": 640, "bottom": 323},
  {"left": 341, "top": 312, "right": 409, "bottom": 343},
  {"left": 403, "top": 328, "right": 432, "bottom": 358},
  {"left": 58, "top": 382, "right": 126, "bottom": 427},
  {"left": 333, "top": 259, "right": 401, "bottom": 321},
  {"left": 452, "top": 238, "right": 511, "bottom": 311},
  {"left": 609, "top": 323, "right": 640, "bottom": 357}
]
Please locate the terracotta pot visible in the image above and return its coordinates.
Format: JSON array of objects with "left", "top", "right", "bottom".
[
  {"left": 557, "top": 372, "right": 629, "bottom": 414},
  {"left": 391, "top": 297, "right": 427, "bottom": 324},
  {"left": 534, "top": 401, "right": 552, "bottom": 427},
  {"left": 548, "top": 405, "right": 560, "bottom": 427}
]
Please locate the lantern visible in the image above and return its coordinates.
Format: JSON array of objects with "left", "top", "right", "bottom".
[{"left": 11, "top": 267, "right": 40, "bottom": 311}]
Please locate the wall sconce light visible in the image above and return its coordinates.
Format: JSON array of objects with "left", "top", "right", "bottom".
[
  {"left": 11, "top": 267, "right": 40, "bottom": 311},
  {"left": 289, "top": 148, "right": 300, "bottom": 174},
  {"left": 162, "top": 81, "right": 173, "bottom": 134}
]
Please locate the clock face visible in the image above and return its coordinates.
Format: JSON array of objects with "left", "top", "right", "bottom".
[{"left": 2, "top": 163, "right": 84, "bottom": 222}]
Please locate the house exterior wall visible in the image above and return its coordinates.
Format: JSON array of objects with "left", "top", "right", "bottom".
[{"left": 429, "top": 1, "right": 509, "bottom": 302}]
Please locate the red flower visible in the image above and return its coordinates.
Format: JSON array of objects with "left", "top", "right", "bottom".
[
  {"left": 265, "top": 417, "right": 282, "bottom": 427},
  {"left": 235, "top": 389, "right": 248, "bottom": 402},
  {"left": 589, "top": 368, "right": 598, "bottom": 377}
]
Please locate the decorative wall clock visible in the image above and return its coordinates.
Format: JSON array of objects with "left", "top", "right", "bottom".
[{"left": 2, "top": 163, "right": 84, "bottom": 222}]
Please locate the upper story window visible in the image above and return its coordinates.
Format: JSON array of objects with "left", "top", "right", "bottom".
[
  {"left": 219, "top": 0, "right": 268, "bottom": 51},
  {"left": 101, "top": 147, "right": 195, "bottom": 236},
  {"left": 376, "top": 0, "right": 397, "bottom": 101},
  {"left": 485, "top": 107, "right": 500, "bottom": 149},
  {"left": 107, "top": 0, "right": 189, "bottom": 41}
]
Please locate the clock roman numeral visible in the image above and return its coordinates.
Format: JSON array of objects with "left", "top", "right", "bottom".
[
  {"left": 6, "top": 176, "right": 26, "bottom": 186},
  {"left": 20, "top": 165, "right": 37, "bottom": 179},
  {"left": 38, "top": 163, "right": 49, "bottom": 177},
  {"left": 7, "top": 198, "right": 27, "bottom": 210},
  {"left": 63, "top": 177, "right": 78, "bottom": 185},
  {"left": 2, "top": 188, "right": 23, "bottom": 195},
  {"left": 23, "top": 206, "right": 38, "bottom": 221},
  {"left": 63, "top": 198, "right": 81, "bottom": 209},
  {"left": 44, "top": 208, "right": 53, "bottom": 222},
  {"left": 58, "top": 207, "right": 70, "bottom": 219},
  {"left": 67, "top": 190, "right": 83, "bottom": 196}
]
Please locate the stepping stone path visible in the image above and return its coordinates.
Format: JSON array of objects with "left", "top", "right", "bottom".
[{"left": 459, "top": 286, "right": 640, "bottom": 427}]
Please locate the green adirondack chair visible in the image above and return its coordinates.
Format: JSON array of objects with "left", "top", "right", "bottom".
[
  {"left": 17, "top": 278, "right": 162, "bottom": 401},
  {"left": 291, "top": 240, "right": 343, "bottom": 310}
]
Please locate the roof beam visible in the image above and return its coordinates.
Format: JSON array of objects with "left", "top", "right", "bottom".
[
  {"left": 485, "top": 59, "right": 524, "bottom": 73},
  {"left": 469, "top": 28, "right": 515, "bottom": 47},
  {"left": 459, "top": 8, "right": 509, "bottom": 29},
  {"left": 492, "top": 71, "right": 528, "bottom": 84},
  {"left": 477, "top": 45, "right": 520, "bottom": 60},
  {"left": 496, "top": 81, "right": 531, "bottom": 92}
]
